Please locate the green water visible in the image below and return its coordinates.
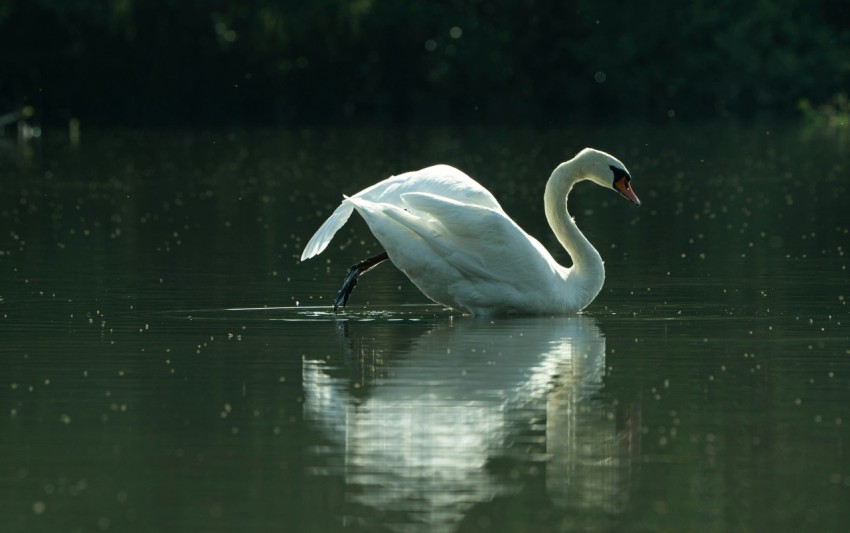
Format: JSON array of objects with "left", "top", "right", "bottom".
[{"left": 1, "top": 124, "right": 848, "bottom": 532}]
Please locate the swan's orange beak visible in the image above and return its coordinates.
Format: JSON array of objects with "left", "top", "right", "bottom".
[{"left": 615, "top": 178, "right": 641, "bottom": 206}]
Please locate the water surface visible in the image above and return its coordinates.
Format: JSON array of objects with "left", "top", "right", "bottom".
[{"left": 1, "top": 124, "right": 848, "bottom": 531}]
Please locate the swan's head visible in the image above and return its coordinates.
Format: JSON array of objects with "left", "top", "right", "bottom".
[{"left": 576, "top": 148, "right": 641, "bottom": 206}]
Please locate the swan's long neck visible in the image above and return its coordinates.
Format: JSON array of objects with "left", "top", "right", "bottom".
[{"left": 544, "top": 162, "right": 605, "bottom": 308}]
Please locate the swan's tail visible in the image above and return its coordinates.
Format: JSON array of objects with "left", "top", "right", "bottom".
[{"left": 300, "top": 198, "right": 354, "bottom": 261}]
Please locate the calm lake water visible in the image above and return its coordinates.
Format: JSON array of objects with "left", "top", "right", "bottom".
[{"left": 1, "top": 124, "right": 848, "bottom": 532}]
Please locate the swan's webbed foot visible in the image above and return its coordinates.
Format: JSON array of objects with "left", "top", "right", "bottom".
[{"left": 333, "top": 251, "right": 390, "bottom": 312}]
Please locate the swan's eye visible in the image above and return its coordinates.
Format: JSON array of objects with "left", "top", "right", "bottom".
[{"left": 609, "top": 165, "right": 631, "bottom": 186}]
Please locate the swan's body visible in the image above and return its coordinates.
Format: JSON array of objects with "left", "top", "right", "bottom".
[{"left": 300, "top": 148, "right": 639, "bottom": 315}]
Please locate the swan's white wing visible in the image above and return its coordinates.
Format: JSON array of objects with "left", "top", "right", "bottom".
[
  {"left": 398, "top": 192, "right": 560, "bottom": 284},
  {"left": 300, "top": 165, "right": 501, "bottom": 261},
  {"left": 354, "top": 165, "right": 502, "bottom": 210},
  {"left": 379, "top": 206, "right": 493, "bottom": 282},
  {"left": 348, "top": 192, "right": 564, "bottom": 312}
]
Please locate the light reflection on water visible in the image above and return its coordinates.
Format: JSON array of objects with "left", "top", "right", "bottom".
[{"left": 303, "top": 316, "right": 637, "bottom": 531}]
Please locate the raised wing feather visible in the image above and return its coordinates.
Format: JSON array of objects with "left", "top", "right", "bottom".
[
  {"left": 300, "top": 199, "right": 355, "bottom": 261},
  {"left": 301, "top": 165, "right": 501, "bottom": 262}
]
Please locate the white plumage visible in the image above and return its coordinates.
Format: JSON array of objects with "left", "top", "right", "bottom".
[{"left": 301, "top": 148, "right": 640, "bottom": 315}]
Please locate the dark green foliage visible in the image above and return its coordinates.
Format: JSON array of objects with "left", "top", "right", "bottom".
[{"left": 1, "top": 0, "right": 847, "bottom": 125}]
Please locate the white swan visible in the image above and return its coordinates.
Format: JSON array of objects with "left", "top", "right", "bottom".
[{"left": 300, "top": 148, "right": 640, "bottom": 315}]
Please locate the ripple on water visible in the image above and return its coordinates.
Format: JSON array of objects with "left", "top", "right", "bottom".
[{"left": 158, "top": 304, "right": 455, "bottom": 323}]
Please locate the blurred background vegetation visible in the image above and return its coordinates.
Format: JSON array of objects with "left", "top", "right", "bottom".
[{"left": 1, "top": 0, "right": 848, "bottom": 126}]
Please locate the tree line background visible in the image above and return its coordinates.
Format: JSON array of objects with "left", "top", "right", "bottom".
[{"left": 1, "top": 0, "right": 848, "bottom": 126}]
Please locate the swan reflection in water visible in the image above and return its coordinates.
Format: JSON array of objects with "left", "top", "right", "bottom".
[{"left": 303, "top": 316, "right": 640, "bottom": 530}]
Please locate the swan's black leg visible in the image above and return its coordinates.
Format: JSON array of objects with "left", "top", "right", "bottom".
[{"left": 334, "top": 251, "right": 390, "bottom": 312}]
